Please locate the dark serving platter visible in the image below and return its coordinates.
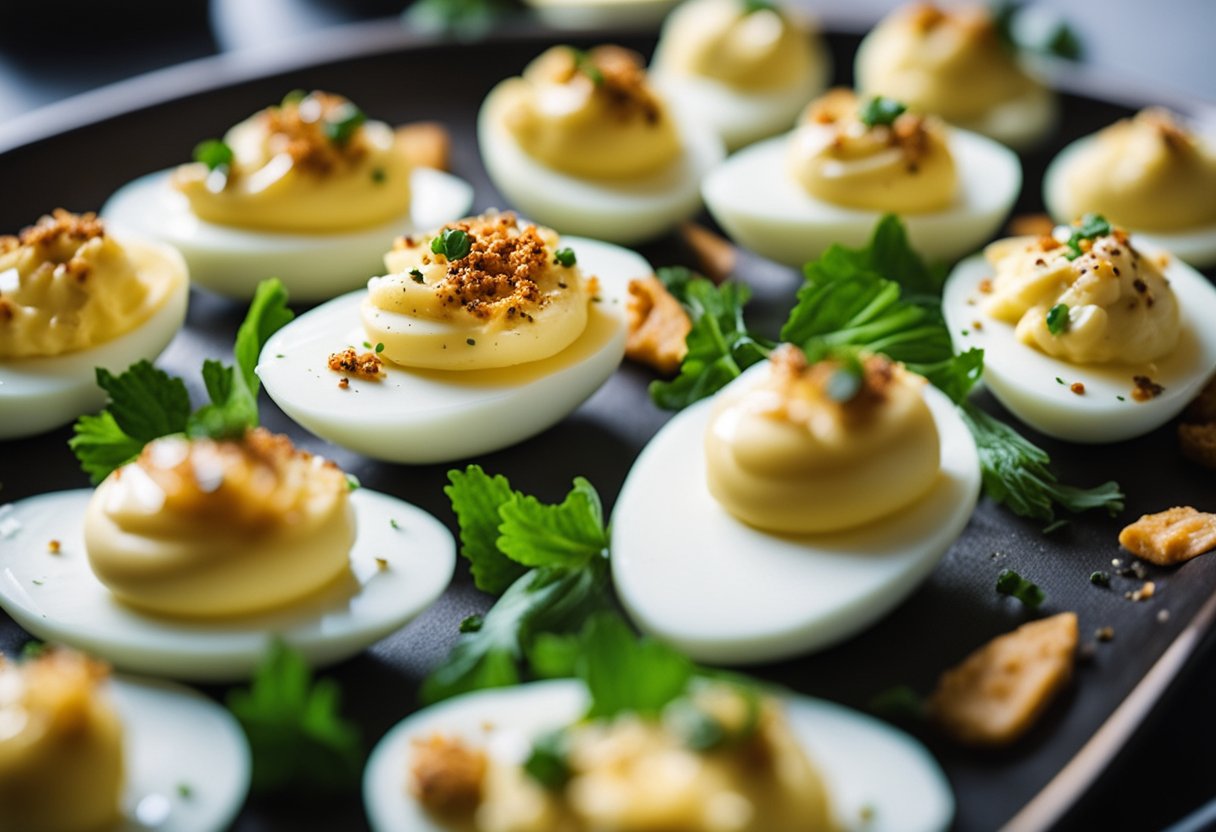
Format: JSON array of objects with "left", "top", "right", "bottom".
[{"left": 2, "top": 19, "right": 1215, "bottom": 832}]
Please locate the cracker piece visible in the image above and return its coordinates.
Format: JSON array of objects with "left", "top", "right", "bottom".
[
  {"left": 625, "top": 275, "right": 691, "bottom": 376},
  {"left": 1119, "top": 507, "right": 1216, "bottom": 566}
]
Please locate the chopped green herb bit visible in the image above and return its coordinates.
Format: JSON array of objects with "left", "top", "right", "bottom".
[
  {"left": 389, "top": 518, "right": 400, "bottom": 530},
  {"left": 20, "top": 640, "right": 46, "bottom": 660},
  {"left": 524, "top": 729, "right": 571, "bottom": 790},
  {"left": 281, "top": 89, "right": 307, "bottom": 107},
  {"left": 459, "top": 614, "right": 484, "bottom": 633},
  {"left": 466, "top": 338, "right": 476, "bottom": 346},
  {"left": 570, "top": 49, "right": 604, "bottom": 86},
  {"left": 1063, "top": 213, "right": 1111, "bottom": 259},
  {"left": 345, "top": 473, "right": 361, "bottom": 491},
  {"left": 869, "top": 684, "right": 925, "bottom": 720},
  {"left": 431, "top": 228, "right": 472, "bottom": 261},
  {"left": 192, "top": 139, "right": 234, "bottom": 172},
  {"left": 1116, "top": 395, "right": 1126, "bottom": 402},
  {"left": 362, "top": 341, "right": 372, "bottom": 349},
  {"left": 1045, "top": 23, "right": 1082, "bottom": 60},
  {"left": 370, "top": 167, "right": 386, "bottom": 184},
  {"left": 859, "top": 96, "right": 907, "bottom": 128},
  {"left": 996, "top": 569, "right": 1046, "bottom": 609},
  {"left": 323, "top": 103, "right": 366, "bottom": 145},
  {"left": 177, "top": 783, "right": 193, "bottom": 798},
  {"left": 1046, "top": 303, "right": 1070, "bottom": 335},
  {"left": 1056, "top": 377, "right": 1066, "bottom": 385},
  {"left": 375, "top": 342, "right": 385, "bottom": 354},
  {"left": 410, "top": 268, "right": 425, "bottom": 283},
  {"left": 553, "top": 247, "right": 577, "bottom": 267},
  {"left": 1090, "top": 570, "right": 1111, "bottom": 587}
]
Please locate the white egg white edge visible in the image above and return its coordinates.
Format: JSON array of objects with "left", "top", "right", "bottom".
[
  {"left": 701, "top": 125, "right": 1022, "bottom": 267},
  {"left": 523, "top": 0, "right": 680, "bottom": 29},
  {"left": 101, "top": 167, "right": 474, "bottom": 301},
  {"left": 1043, "top": 133, "right": 1216, "bottom": 268},
  {"left": 611, "top": 364, "right": 981, "bottom": 665},
  {"left": 108, "top": 674, "right": 251, "bottom": 832},
  {"left": 477, "top": 84, "right": 726, "bottom": 245},
  {"left": 257, "top": 236, "right": 649, "bottom": 464},
  {"left": 363, "top": 679, "right": 954, "bottom": 832},
  {"left": 944, "top": 246, "right": 1216, "bottom": 443},
  {"left": 0, "top": 488, "right": 455, "bottom": 682},
  {"left": 0, "top": 255, "right": 188, "bottom": 441}
]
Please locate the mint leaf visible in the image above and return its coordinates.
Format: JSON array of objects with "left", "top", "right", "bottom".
[
  {"left": 650, "top": 277, "right": 773, "bottom": 410},
  {"left": 445, "top": 465, "right": 527, "bottom": 594},
  {"left": 578, "top": 613, "right": 694, "bottom": 720},
  {"left": 497, "top": 477, "right": 607, "bottom": 571},
  {"left": 227, "top": 640, "right": 361, "bottom": 795}
]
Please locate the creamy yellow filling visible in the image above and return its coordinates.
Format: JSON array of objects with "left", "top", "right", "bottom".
[
  {"left": 0, "top": 210, "right": 184, "bottom": 359},
  {"left": 84, "top": 428, "right": 355, "bottom": 618},
  {"left": 788, "top": 89, "right": 956, "bottom": 213},
  {"left": 362, "top": 212, "right": 592, "bottom": 370},
  {"left": 1055, "top": 108, "right": 1216, "bottom": 231},
  {"left": 983, "top": 229, "right": 1180, "bottom": 364},
  {"left": 173, "top": 91, "right": 412, "bottom": 233},
  {"left": 654, "top": 0, "right": 818, "bottom": 92},
  {"left": 497, "top": 46, "right": 681, "bottom": 179},
  {"left": 705, "top": 346, "right": 940, "bottom": 534},
  {"left": 857, "top": 2, "right": 1040, "bottom": 123},
  {"left": 0, "top": 650, "right": 124, "bottom": 832}
]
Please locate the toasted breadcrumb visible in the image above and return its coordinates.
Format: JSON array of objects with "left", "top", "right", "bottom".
[
  {"left": 625, "top": 276, "right": 691, "bottom": 375},
  {"left": 263, "top": 92, "right": 368, "bottom": 176},
  {"left": 1119, "top": 507, "right": 1216, "bottom": 566},
  {"left": 929, "top": 612, "right": 1078, "bottom": 746},
  {"left": 410, "top": 734, "right": 487, "bottom": 815},
  {"left": 395, "top": 122, "right": 450, "bottom": 171},
  {"left": 328, "top": 347, "right": 383, "bottom": 381}
]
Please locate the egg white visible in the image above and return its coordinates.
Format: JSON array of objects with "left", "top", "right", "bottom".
[
  {"left": 701, "top": 126, "right": 1021, "bottom": 267},
  {"left": 943, "top": 244, "right": 1216, "bottom": 443},
  {"left": 1044, "top": 133, "right": 1216, "bottom": 268},
  {"left": 0, "top": 488, "right": 455, "bottom": 681},
  {"left": 101, "top": 167, "right": 474, "bottom": 302},
  {"left": 523, "top": 0, "right": 679, "bottom": 30},
  {"left": 258, "top": 236, "right": 647, "bottom": 464},
  {"left": 363, "top": 679, "right": 955, "bottom": 832},
  {"left": 107, "top": 675, "right": 250, "bottom": 832},
  {"left": 0, "top": 245, "right": 188, "bottom": 440},
  {"left": 478, "top": 88, "right": 725, "bottom": 245},
  {"left": 610, "top": 364, "right": 980, "bottom": 665}
]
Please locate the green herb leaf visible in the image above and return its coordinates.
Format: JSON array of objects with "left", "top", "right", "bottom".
[
  {"left": 431, "top": 228, "right": 472, "bottom": 261},
  {"left": 227, "top": 640, "right": 361, "bottom": 795},
  {"left": 741, "top": 0, "right": 776, "bottom": 13},
  {"left": 578, "top": 613, "right": 694, "bottom": 720},
  {"left": 869, "top": 685, "right": 925, "bottom": 720},
  {"left": 570, "top": 49, "right": 604, "bottom": 86},
  {"left": 553, "top": 247, "right": 577, "bottom": 267},
  {"left": 1063, "top": 213, "right": 1111, "bottom": 260},
  {"left": 859, "top": 96, "right": 907, "bottom": 128},
  {"left": 281, "top": 89, "right": 307, "bottom": 107},
  {"left": 370, "top": 167, "right": 386, "bottom": 184},
  {"left": 1046, "top": 303, "right": 1070, "bottom": 335},
  {"left": 649, "top": 276, "right": 773, "bottom": 410},
  {"left": 523, "top": 729, "right": 571, "bottom": 790},
  {"left": 192, "top": 139, "right": 234, "bottom": 171},
  {"left": 497, "top": 477, "right": 608, "bottom": 571},
  {"left": 410, "top": 268, "right": 425, "bottom": 284},
  {"left": 445, "top": 465, "right": 528, "bottom": 594},
  {"left": 323, "top": 102, "right": 366, "bottom": 145},
  {"left": 69, "top": 362, "right": 191, "bottom": 484},
  {"left": 1090, "top": 570, "right": 1111, "bottom": 587},
  {"left": 960, "top": 402, "right": 1124, "bottom": 523},
  {"left": 996, "top": 568, "right": 1046, "bottom": 608},
  {"left": 526, "top": 631, "right": 582, "bottom": 679}
]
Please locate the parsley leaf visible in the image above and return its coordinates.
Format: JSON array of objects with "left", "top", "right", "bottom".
[
  {"left": 578, "top": 613, "right": 694, "bottom": 720},
  {"left": 69, "top": 363, "right": 191, "bottom": 484},
  {"left": 1046, "top": 303, "right": 1070, "bottom": 334},
  {"left": 859, "top": 96, "right": 907, "bottom": 128},
  {"left": 323, "top": 102, "right": 366, "bottom": 146},
  {"left": 650, "top": 271, "right": 773, "bottom": 410},
  {"left": 960, "top": 402, "right": 1124, "bottom": 523},
  {"left": 227, "top": 640, "right": 361, "bottom": 795},
  {"left": 192, "top": 139, "right": 233, "bottom": 171},
  {"left": 445, "top": 465, "right": 527, "bottom": 594},
  {"left": 498, "top": 477, "right": 607, "bottom": 571},
  {"left": 1063, "top": 213, "right": 1111, "bottom": 260},
  {"left": 430, "top": 228, "right": 472, "bottom": 261},
  {"left": 996, "top": 568, "right": 1046, "bottom": 608}
]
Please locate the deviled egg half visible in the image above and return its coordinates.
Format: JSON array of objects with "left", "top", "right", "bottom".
[
  {"left": 944, "top": 219, "right": 1216, "bottom": 443},
  {"left": 650, "top": 0, "right": 830, "bottom": 150},
  {"left": 612, "top": 346, "right": 981, "bottom": 663},
  {"left": 366, "top": 682, "right": 953, "bottom": 832},
  {"left": 478, "top": 46, "right": 724, "bottom": 244},
  {"left": 1044, "top": 108, "right": 1216, "bottom": 267},
  {"left": 855, "top": 1, "right": 1057, "bottom": 150},
  {"left": 259, "top": 211, "right": 649, "bottom": 463},
  {"left": 0, "top": 210, "right": 188, "bottom": 439},
  {"left": 523, "top": 0, "right": 679, "bottom": 31},
  {"left": 702, "top": 88, "right": 1020, "bottom": 266},
  {"left": 102, "top": 90, "right": 473, "bottom": 301},
  {"left": 0, "top": 428, "right": 456, "bottom": 680},
  {"left": 0, "top": 648, "right": 250, "bottom": 832}
]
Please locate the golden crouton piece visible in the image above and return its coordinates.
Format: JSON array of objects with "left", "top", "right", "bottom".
[
  {"left": 395, "top": 122, "right": 451, "bottom": 171},
  {"left": 1184, "top": 374, "right": 1216, "bottom": 424},
  {"left": 929, "top": 612, "right": 1078, "bottom": 746},
  {"left": 410, "top": 734, "right": 487, "bottom": 814},
  {"left": 1179, "top": 423, "right": 1216, "bottom": 470},
  {"left": 679, "top": 222, "right": 735, "bottom": 285},
  {"left": 626, "top": 276, "right": 692, "bottom": 376},
  {"left": 1119, "top": 507, "right": 1216, "bottom": 566}
]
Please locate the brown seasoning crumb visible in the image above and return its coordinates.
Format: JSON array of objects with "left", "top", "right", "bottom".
[{"left": 328, "top": 347, "right": 383, "bottom": 381}]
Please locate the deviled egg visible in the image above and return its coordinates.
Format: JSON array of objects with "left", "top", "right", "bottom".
[
  {"left": 651, "top": 0, "right": 830, "bottom": 150},
  {"left": 102, "top": 90, "right": 473, "bottom": 301},
  {"left": 702, "top": 88, "right": 1020, "bottom": 266},
  {"left": 612, "top": 347, "right": 981, "bottom": 663},
  {"left": 259, "top": 212, "right": 650, "bottom": 463},
  {"left": 0, "top": 428, "right": 456, "bottom": 680},
  {"left": 855, "top": 2, "right": 1057, "bottom": 150},
  {"left": 0, "top": 648, "right": 249, "bottom": 832},
  {"left": 523, "top": 0, "right": 679, "bottom": 31},
  {"left": 944, "top": 219, "right": 1216, "bottom": 443},
  {"left": 365, "top": 679, "right": 954, "bottom": 832},
  {"left": 0, "top": 210, "right": 188, "bottom": 439},
  {"left": 477, "top": 46, "right": 724, "bottom": 244},
  {"left": 1044, "top": 108, "right": 1216, "bottom": 267}
]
